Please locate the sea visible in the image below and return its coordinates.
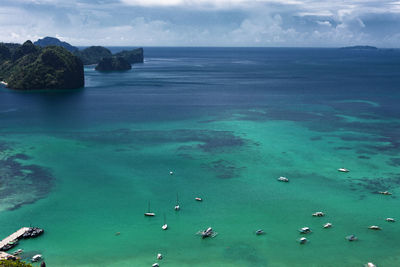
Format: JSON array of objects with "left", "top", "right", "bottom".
[{"left": 1, "top": 47, "right": 400, "bottom": 266}]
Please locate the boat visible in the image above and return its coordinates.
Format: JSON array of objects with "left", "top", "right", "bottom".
[
  {"left": 144, "top": 201, "right": 155, "bottom": 217},
  {"left": 12, "top": 249, "right": 23, "bottom": 256},
  {"left": 255, "top": 229, "right": 265, "bottom": 235},
  {"left": 201, "top": 227, "right": 214, "bottom": 238},
  {"left": 299, "top": 237, "right": 307, "bottom": 244},
  {"left": 365, "top": 263, "right": 376, "bottom": 267},
  {"left": 345, "top": 234, "right": 358, "bottom": 241},
  {"left": 174, "top": 193, "right": 180, "bottom": 211},
  {"left": 368, "top": 225, "right": 381, "bottom": 230},
  {"left": 312, "top": 211, "right": 325, "bottom": 217},
  {"left": 378, "top": 191, "right": 392, "bottom": 195},
  {"left": 277, "top": 176, "right": 289, "bottom": 182},
  {"left": 338, "top": 168, "right": 349, "bottom": 172},
  {"left": 195, "top": 197, "right": 202, "bottom": 201},
  {"left": 31, "top": 254, "right": 42, "bottom": 262},
  {"left": 386, "top": 217, "right": 395, "bottom": 222},
  {"left": 152, "top": 263, "right": 159, "bottom": 267},
  {"left": 323, "top": 223, "right": 332, "bottom": 228},
  {"left": 157, "top": 253, "right": 163, "bottom": 260},
  {"left": 162, "top": 214, "right": 168, "bottom": 230},
  {"left": 299, "top": 227, "right": 311, "bottom": 234},
  {"left": 169, "top": 171, "right": 174, "bottom": 175}
]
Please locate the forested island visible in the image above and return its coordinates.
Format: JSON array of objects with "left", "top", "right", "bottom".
[
  {"left": 340, "top": 45, "right": 378, "bottom": 50},
  {"left": 0, "top": 37, "right": 144, "bottom": 90}
]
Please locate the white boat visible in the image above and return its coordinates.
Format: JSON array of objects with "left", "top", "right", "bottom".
[
  {"left": 338, "top": 168, "right": 349, "bottom": 172},
  {"left": 365, "top": 263, "right": 376, "bottom": 267},
  {"left": 299, "top": 227, "right": 311, "bottom": 234},
  {"left": 299, "top": 237, "right": 307, "bottom": 244},
  {"left": 379, "top": 191, "right": 392, "bottom": 195},
  {"left": 152, "top": 263, "right": 159, "bottom": 267},
  {"left": 312, "top": 211, "right": 325, "bottom": 217},
  {"left": 169, "top": 171, "right": 174, "bottom": 175},
  {"left": 162, "top": 214, "right": 168, "bottom": 230},
  {"left": 144, "top": 201, "right": 155, "bottom": 216},
  {"left": 195, "top": 197, "right": 202, "bottom": 201},
  {"left": 31, "top": 254, "right": 42, "bottom": 262},
  {"left": 174, "top": 193, "right": 180, "bottom": 211},
  {"left": 277, "top": 176, "right": 289, "bottom": 182},
  {"left": 368, "top": 225, "right": 381, "bottom": 230},
  {"left": 386, "top": 217, "right": 395, "bottom": 222},
  {"left": 323, "top": 223, "right": 332, "bottom": 228},
  {"left": 157, "top": 253, "right": 163, "bottom": 260}
]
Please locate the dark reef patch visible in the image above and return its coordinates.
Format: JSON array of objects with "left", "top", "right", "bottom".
[
  {"left": 223, "top": 243, "right": 267, "bottom": 266},
  {"left": 63, "top": 129, "right": 246, "bottom": 153},
  {"left": 358, "top": 155, "right": 370, "bottom": 159},
  {"left": 0, "top": 144, "right": 53, "bottom": 211},
  {"left": 389, "top": 158, "right": 400, "bottom": 167},
  {"left": 346, "top": 176, "right": 400, "bottom": 194},
  {"left": 202, "top": 159, "right": 245, "bottom": 179}
]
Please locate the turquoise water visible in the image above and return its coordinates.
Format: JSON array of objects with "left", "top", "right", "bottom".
[{"left": 1, "top": 48, "right": 400, "bottom": 266}]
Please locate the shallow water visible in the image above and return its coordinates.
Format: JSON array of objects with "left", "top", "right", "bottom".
[{"left": 1, "top": 47, "right": 400, "bottom": 266}]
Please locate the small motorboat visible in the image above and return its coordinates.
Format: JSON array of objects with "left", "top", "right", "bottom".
[
  {"left": 345, "top": 234, "right": 358, "bottom": 241},
  {"left": 386, "top": 217, "right": 395, "bottom": 222},
  {"left": 198, "top": 227, "right": 217, "bottom": 238},
  {"left": 312, "top": 211, "right": 325, "bottom": 217},
  {"left": 378, "top": 191, "right": 392, "bottom": 195},
  {"left": 277, "top": 176, "right": 289, "bottom": 182},
  {"left": 31, "top": 254, "right": 42, "bottom": 262},
  {"left": 323, "top": 223, "right": 332, "bottom": 228},
  {"left": 13, "top": 249, "right": 23, "bottom": 256},
  {"left": 368, "top": 225, "right": 381, "bottom": 230},
  {"left": 152, "top": 263, "right": 159, "bottom": 267},
  {"left": 299, "top": 237, "right": 307, "bottom": 244},
  {"left": 365, "top": 263, "right": 376, "bottom": 267},
  {"left": 338, "top": 168, "right": 350, "bottom": 172},
  {"left": 157, "top": 253, "right": 163, "bottom": 260},
  {"left": 169, "top": 171, "right": 174, "bottom": 175},
  {"left": 299, "top": 227, "right": 311, "bottom": 234},
  {"left": 255, "top": 229, "right": 265, "bottom": 235},
  {"left": 195, "top": 197, "right": 202, "bottom": 202}
]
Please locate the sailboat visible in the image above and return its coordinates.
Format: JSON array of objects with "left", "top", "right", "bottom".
[
  {"left": 144, "top": 201, "right": 155, "bottom": 217},
  {"left": 162, "top": 213, "right": 168, "bottom": 230},
  {"left": 174, "top": 193, "right": 180, "bottom": 211}
]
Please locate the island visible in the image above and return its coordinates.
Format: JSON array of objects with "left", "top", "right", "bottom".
[
  {"left": 340, "top": 45, "right": 378, "bottom": 50},
  {"left": 0, "top": 37, "right": 144, "bottom": 90},
  {"left": 0, "top": 40, "right": 84, "bottom": 90},
  {"left": 95, "top": 57, "right": 132, "bottom": 71},
  {"left": 75, "top": 46, "right": 113, "bottom": 65},
  {"left": 34, "top": 36, "right": 79, "bottom": 53}
]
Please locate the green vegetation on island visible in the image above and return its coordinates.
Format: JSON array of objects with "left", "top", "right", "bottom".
[
  {"left": 74, "top": 46, "right": 112, "bottom": 65},
  {"left": 0, "top": 260, "right": 32, "bottom": 267},
  {"left": 95, "top": 57, "right": 132, "bottom": 71},
  {"left": 34, "top": 37, "right": 78, "bottom": 53},
  {"left": 0, "top": 40, "right": 84, "bottom": 90},
  {"left": 114, "top": 48, "right": 144, "bottom": 63}
]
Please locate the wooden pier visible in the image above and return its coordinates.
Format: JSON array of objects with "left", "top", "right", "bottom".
[{"left": 0, "top": 227, "right": 30, "bottom": 251}]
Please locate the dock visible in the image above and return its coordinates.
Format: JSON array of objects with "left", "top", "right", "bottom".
[{"left": 0, "top": 227, "right": 30, "bottom": 251}]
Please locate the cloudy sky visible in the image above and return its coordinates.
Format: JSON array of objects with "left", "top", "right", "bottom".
[{"left": 1, "top": 0, "right": 400, "bottom": 47}]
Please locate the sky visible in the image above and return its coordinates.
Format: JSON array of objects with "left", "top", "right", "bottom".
[{"left": 1, "top": 0, "right": 400, "bottom": 47}]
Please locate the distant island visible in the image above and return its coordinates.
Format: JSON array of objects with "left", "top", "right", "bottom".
[
  {"left": 340, "top": 45, "right": 378, "bottom": 50},
  {"left": 34, "top": 36, "right": 79, "bottom": 53},
  {"left": 0, "top": 37, "right": 144, "bottom": 90},
  {"left": 0, "top": 40, "right": 84, "bottom": 90}
]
